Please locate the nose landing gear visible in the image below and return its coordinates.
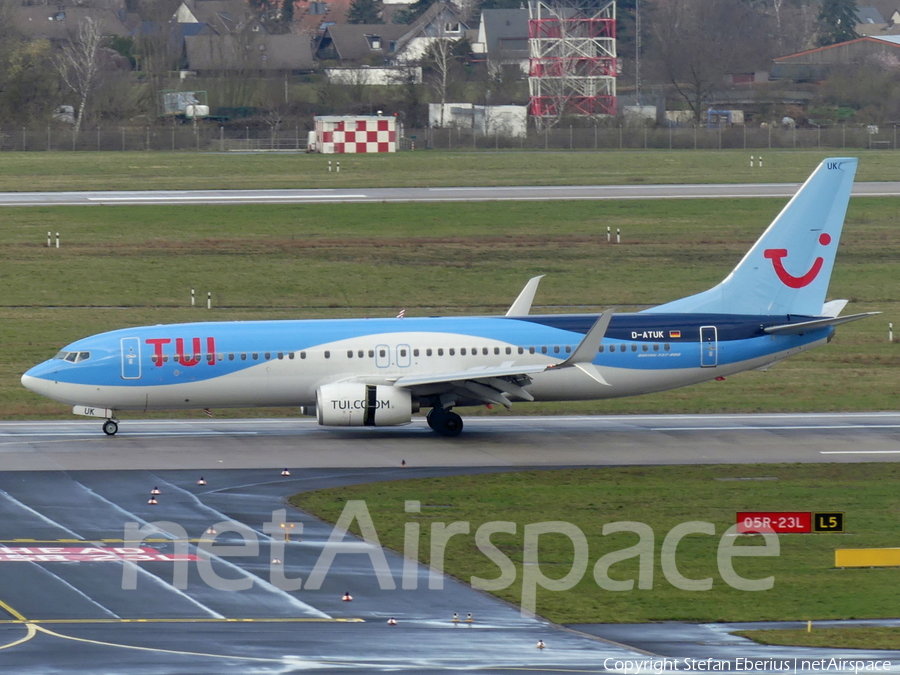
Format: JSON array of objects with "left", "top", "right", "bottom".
[
  {"left": 426, "top": 407, "right": 463, "bottom": 437},
  {"left": 102, "top": 419, "right": 119, "bottom": 436}
]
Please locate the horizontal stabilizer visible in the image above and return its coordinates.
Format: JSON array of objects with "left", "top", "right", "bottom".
[{"left": 764, "top": 312, "right": 879, "bottom": 335}]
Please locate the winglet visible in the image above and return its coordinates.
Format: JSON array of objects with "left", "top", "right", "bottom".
[
  {"left": 556, "top": 309, "right": 615, "bottom": 368},
  {"left": 506, "top": 276, "right": 545, "bottom": 317}
]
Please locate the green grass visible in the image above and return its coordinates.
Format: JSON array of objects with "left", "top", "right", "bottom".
[
  {"left": 734, "top": 626, "right": 900, "bottom": 650},
  {"left": 0, "top": 150, "right": 898, "bottom": 191},
  {"left": 291, "top": 464, "right": 900, "bottom": 624},
  {"left": 2, "top": 195, "right": 897, "bottom": 419}
]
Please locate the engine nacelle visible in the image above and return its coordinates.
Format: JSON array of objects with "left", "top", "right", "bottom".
[{"left": 316, "top": 383, "right": 413, "bottom": 427}]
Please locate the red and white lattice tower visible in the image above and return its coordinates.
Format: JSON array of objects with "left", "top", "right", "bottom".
[{"left": 527, "top": 0, "right": 616, "bottom": 127}]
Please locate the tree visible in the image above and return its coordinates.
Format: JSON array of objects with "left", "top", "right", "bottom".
[
  {"left": 647, "top": 0, "right": 775, "bottom": 124},
  {"left": 817, "top": 0, "right": 859, "bottom": 46},
  {"left": 348, "top": 0, "right": 384, "bottom": 23},
  {"left": 0, "top": 39, "right": 61, "bottom": 124},
  {"left": 56, "top": 16, "right": 104, "bottom": 136}
]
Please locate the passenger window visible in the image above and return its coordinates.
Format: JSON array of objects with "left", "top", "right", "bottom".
[
  {"left": 653, "top": 344, "right": 659, "bottom": 351},
  {"left": 300, "top": 352, "right": 306, "bottom": 359},
  {"left": 206, "top": 354, "right": 214, "bottom": 362},
  {"left": 449, "top": 348, "right": 455, "bottom": 356},
  {"left": 151, "top": 354, "right": 158, "bottom": 363},
  {"left": 368, "top": 350, "right": 374, "bottom": 358},
  {"left": 505, "top": 347, "right": 511, "bottom": 355},
  {"left": 461, "top": 348, "right": 467, "bottom": 356},
  {"left": 541, "top": 346, "right": 548, "bottom": 354},
  {"left": 553, "top": 346, "right": 560, "bottom": 354},
  {"left": 241, "top": 354, "right": 247, "bottom": 360},
  {"left": 483, "top": 348, "right": 489, "bottom": 355},
  {"left": 518, "top": 347, "right": 524, "bottom": 355},
  {"left": 347, "top": 350, "right": 353, "bottom": 358},
  {"left": 494, "top": 347, "right": 500, "bottom": 355},
  {"left": 277, "top": 352, "right": 283, "bottom": 359},
  {"left": 163, "top": 355, "right": 169, "bottom": 362},
  {"left": 619, "top": 345, "right": 626, "bottom": 353},
  {"left": 229, "top": 353, "right": 235, "bottom": 361},
  {"left": 252, "top": 353, "right": 259, "bottom": 360},
  {"left": 218, "top": 353, "right": 224, "bottom": 361},
  {"left": 358, "top": 350, "right": 364, "bottom": 358},
  {"left": 664, "top": 343, "right": 670, "bottom": 352},
  {"left": 565, "top": 346, "right": 572, "bottom": 353},
  {"left": 324, "top": 351, "right": 330, "bottom": 359},
  {"left": 642, "top": 344, "right": 648, "bottom": 352},
  {"left": 289, "top": 352, "right": 295, "bottom": 359},
  {"left": 426, "top": 349, "right": 432, "bottom": 356},
  {"left": 631, "top": 345, "right": 637, "bottom": 352},
  {"left": 174, "top": 354, "right": 181, "bottom": 362},
  {"left": 413, "top": 349, "right": 419, "bottom": 357},
  {"left": 400, "top": 349, "right": 407, "bottom": 357},
  {"left": 598, "top": 345, "right": 604, "bottom": 353},
  {"left": 438, "top": 348, "right": 444, "bottom": 356},
  {"left": 379, "top": 349, "right": 386, "bottom": 357},
  {"left": 264, "top": 352, "right": 270, "bottom": 360},
  {"left": 529, "top": 347, "right": 535, "bottom": 354}
]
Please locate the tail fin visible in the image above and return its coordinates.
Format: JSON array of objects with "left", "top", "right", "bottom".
[{"left": 645, "top": 157, "right": 858, "bottom": 316}]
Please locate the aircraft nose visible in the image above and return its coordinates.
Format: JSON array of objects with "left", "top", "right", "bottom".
[{"left": 21, "top": 364, "right": 55, "bottom": 397}]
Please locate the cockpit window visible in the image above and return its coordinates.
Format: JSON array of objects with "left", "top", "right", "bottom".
[{"left": 54, "top": 350, "right": 91, "bottom": 362}]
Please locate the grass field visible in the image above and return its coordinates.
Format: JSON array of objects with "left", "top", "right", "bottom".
[
  {"left": 735, "top": 626, "right": 900, "bottom": 650},
  {"left": 290, "top": 464, "right": 900, "bottom": 624},
  {"left": 0, "top": 150, "right": 898, "bottom": 191},
  {"left": 2, "top": 194, "right": 897, "bottom": 419}
]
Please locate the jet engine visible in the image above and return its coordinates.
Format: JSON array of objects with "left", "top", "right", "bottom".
[{"left": 316, "top": 383, "right": 414, "bottom": 427}]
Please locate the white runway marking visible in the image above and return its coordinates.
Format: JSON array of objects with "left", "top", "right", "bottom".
[{"left": 820, "top": 450, "right": 900, "bottom": 455}]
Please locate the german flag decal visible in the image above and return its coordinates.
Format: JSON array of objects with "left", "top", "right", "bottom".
[{"left": 669, "top": 330, "right": 682, "bottom": 339}]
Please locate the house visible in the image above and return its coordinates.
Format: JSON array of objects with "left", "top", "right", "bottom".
[
  {"left": 293, "top": 0, "right": 354, "bottom": 34},
  {"left": 471, "top": 8, "right": 529, "bottom": 71},
  {"left": 316, "top": 23, "right": 409, "bottom": 62},
  {"left": 772, "top": 36, "right": 900, "bottom": 80},
  {"left": 173, "top": 0, "right": 266, "bottom": 35},
  {"left": 391, "top": 2, "right": 469, "bottom": 63},
  {"left": 11, "top": 6, "right": 129, "bottom": 41},
  {"left": 184, "top": 33, "right": 315, "bottom": 73}
]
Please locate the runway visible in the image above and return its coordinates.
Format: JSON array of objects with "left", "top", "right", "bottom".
[
  {"left": 1, "top": 413, "right": 899, "bottom": 472},
  {"left": 1, "top": 182, "right": 900, "bottom": 206},
  {"left": 1, "top": 414, "right": 899, "bottom": 672}
]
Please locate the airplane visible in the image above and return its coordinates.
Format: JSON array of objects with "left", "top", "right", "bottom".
[{"left": 22, "top": 157, "right": 877, "bottom": 437}]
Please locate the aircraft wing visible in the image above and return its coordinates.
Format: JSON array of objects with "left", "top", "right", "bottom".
[
  {"left": 764, "top": 312, "right": 879, "bottom": 335},
  {"left": 392, "top": 363, "right": 547, "bottom": 389}
]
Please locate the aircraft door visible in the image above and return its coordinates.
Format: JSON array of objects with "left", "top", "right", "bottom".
[
  {"left": 700, "top": 326, "right": 718, "bottom": 367},
  {"left": 121, "top": 337, "right": 142, "bottom": 379},
  {"left": 396, "top": 344, "right": 411, "bottom": 368},
  {"left": 375, "top": 344, "right": 390, "bottom": 368}
]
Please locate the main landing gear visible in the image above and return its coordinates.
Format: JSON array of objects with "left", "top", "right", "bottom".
[
  {"left": 102, "top": 419, "right": 119, "bottom": 436},
  {"left": 427, "top": 408, "right": 463, "bottom": 437}
]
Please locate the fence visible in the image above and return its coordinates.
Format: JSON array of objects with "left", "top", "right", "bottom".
[{"left": 1, "top": 123, "right": 898, "bottom": 152}]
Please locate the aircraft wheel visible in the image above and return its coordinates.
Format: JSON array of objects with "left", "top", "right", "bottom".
[
  {"left": 436, "top": 411, "right": 463, "bottom": 437},
  {"left": 426, "top": 408, "right": 442, "bottom": 432},
  {"left": 102, "top": 420, "right": 118, "bottom": 436}
]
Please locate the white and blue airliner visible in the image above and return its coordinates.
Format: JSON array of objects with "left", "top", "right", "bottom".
[{"left": 22, "top": 158, "right": 875, "bottom": 436}]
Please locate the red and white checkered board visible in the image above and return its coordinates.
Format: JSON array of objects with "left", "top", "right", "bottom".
[{"left": 320, "top": 119, "right": 396, "bottom": 153}]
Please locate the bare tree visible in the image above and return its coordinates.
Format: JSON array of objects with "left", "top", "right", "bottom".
[
  {"left": 57, "top": 16, "right": 104, "bottom": 136},
  {"left": 648, "top": 0, "right": 775, "bottom": 124},
  {"left": 424, "top": 25, "right": 460, "bottom": 126}
]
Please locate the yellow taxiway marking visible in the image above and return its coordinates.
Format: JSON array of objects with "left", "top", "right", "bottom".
[{"left": 0, "top": 618, "right": 364, "bottom": 625}]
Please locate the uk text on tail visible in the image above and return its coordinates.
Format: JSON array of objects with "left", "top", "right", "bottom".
[{"left": 646, "top": 157, "right": 858, "bottom": 317}]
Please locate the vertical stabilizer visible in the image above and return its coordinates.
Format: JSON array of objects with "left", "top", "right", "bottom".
[{"left": 644, "top": 158, "right": 858, "bottom": 316}]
